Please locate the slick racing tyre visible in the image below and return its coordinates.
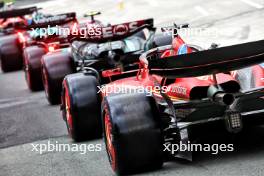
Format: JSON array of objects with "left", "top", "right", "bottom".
[
  {"left": 41, "top": 50, "right": 75, "bottom": 105},
  {"left": 103, "top": 92, "right": 163, "bottom": 175},
  {"left": 23, "top": 46, "right": 46, "bottom": 91},
  {"left": 0, "top": 34, "right": 23, "bottom": 72},
  {"left": 61, "top": 73, "right": 102, "bottom": 141}
]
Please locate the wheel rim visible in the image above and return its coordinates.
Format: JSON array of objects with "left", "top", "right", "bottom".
[
  {"left": 42, "top": 67, "right": 49, "bottom": 98},
  {"left": 64, "top": 83, "right": 73, "bottom": 136},
  {"left": 104, "top": 107, "right": 116, "bottom": 171}
]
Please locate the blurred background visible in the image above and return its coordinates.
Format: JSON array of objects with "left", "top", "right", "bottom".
[{"left": 13, "top": 0, "right": 264, "bottom": 48}]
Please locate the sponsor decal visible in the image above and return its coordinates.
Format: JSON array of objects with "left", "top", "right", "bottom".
[
  {"left": 170, "top": 86, "right": 187, "bottom": 95},
  {"left": 27, "top": 19, "right": 33, "bottom": 25},
  {"left": 177, "top": 44, "right": 188, "bottom": 55},
  {"left": 101, "top": 21, "right": 138, "bottom": 38},
  {"left": 113, "top": 24, "right": 129, "bottom": 35},
  {"left": 33, "top": 15, "right": 68, "bottom": 24},
  {"left": 197, "top": 75, "right": 209, "bottom": 80}
]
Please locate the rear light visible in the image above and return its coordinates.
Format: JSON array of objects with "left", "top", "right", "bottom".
[
  {"left": 48, "top": 46, "right": 55, "bottom": 52},
  {"left": 225, "top": 111, "right": 242, "bottom": 133},
  {"left": 47, "top": 42, "right": 60, "bottom": 52}
]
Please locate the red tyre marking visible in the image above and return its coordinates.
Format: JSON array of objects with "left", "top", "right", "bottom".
[
  {"left": 64, "top": 82, "right": 73, "bottom": 136},
  {"left": 104, "top": 106, "right": 117, "bottom": 171}
]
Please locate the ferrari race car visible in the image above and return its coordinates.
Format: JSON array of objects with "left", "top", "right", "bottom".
[
  {"left": 42, "top": 15, "right": 172, "bottom": 105},
  {"left": 100, "top": 38, "right": 264, "bottom": 175},
  {"left": 0, "top": 6, "right": 40, "bottom": 72},
  {"left": 22, "top": 12, "right": 77, "bottom": 91},
  {"left": 0, "top": 5, "right": 76, "bottom": 73}
]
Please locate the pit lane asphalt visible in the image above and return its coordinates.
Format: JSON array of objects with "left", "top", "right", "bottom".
[{"left": 1, "top": 0, "right": 264, "bottom": 175}]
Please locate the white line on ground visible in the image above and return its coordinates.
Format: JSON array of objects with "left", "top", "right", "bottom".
[
  {"left": 194, "top": 5, "right": 209, "bottom": 16},
  {"left": 240, "top": 0, "right": 263, "bottom": 9},
  {"left": 0, "top": 100, "right": 30, "bottom": 109}
]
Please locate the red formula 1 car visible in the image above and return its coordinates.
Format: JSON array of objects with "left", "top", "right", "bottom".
[
  {"left": 0, "top": 1, "right": 25, "bottom": 33},
  {"left": 100, "top": 36, "right": 264, "bottom": 175},
  {"left": 22, "top": 12, "right": 77, "bottom": 91},
  {"left": 0, "top": 6, "right": 38, "bottom": 72}
]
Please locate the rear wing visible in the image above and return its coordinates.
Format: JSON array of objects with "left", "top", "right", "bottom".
[
  {"left": 0, "top": 6, "right": 37, "bottom": 19},
  {"left": 20, "top": 12, "right": 76, "bottom": 29},
  {"left": 140, "top": 40, "right": 264, "bottom": 78},
  {"left": 71, "top": 18, "right": 154, "bottom": 43}
]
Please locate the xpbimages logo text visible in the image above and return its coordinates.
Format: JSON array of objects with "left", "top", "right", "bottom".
[
  {"left": 30, "top": 24, "right": 102, "bottom": 39},
  {"left": 31, "top": 140, "right": 102, "bottom": 154},
  {"left": 97, "top": 84, "right": 188, "bottom": 96},
  {"left": 161, "top": 26, "right": 219, "bottom": 38},
  {"left": 164, "top": 141, "right": 234, "bottom": 155}
]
